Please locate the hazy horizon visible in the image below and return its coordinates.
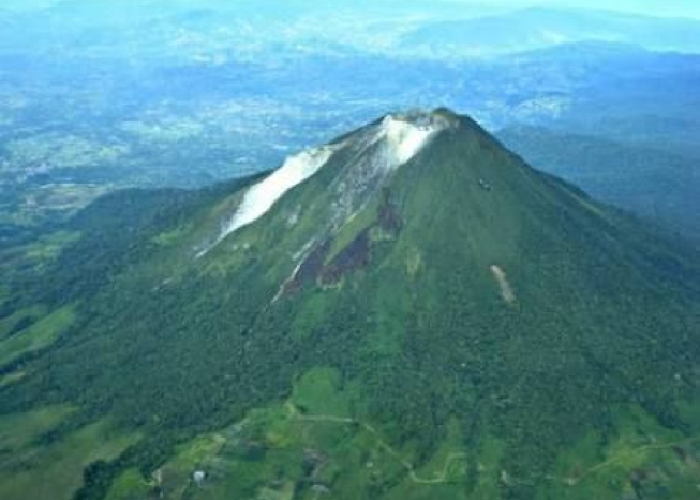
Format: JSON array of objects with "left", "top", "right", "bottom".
[{"left": 3, "top": 0, "right": 700, "bottom": 19}]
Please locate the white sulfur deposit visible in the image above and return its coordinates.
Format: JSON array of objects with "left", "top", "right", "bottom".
[
  {"left": 381, "top": 115, "right": 437, "bottom": 166},
  {"left": 200, "top": 112, "right": 449, "bottom": 255},
  {"left": 222, "top": 146, "right": 334, "bottom": 237},
  {"left": 221, "top": 115, "right": 439, "bottom": 240}
]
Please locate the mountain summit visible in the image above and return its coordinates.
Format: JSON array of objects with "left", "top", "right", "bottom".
[
  {"left": 198, "top": 109, "right": 459, "bottom": 255},
  {"left": 1, "top": 110, "right": 699, "bottom": 500}
]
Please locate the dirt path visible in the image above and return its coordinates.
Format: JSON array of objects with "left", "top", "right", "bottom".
[
  {"left": 560, "top": 436, "right": 700, "bottom": 485},
  {"left": 286, "top": 403, "right": 467, "bottom": 484},
  {"left": 256, "top": 404, "right": 700, "bottom": 488}
]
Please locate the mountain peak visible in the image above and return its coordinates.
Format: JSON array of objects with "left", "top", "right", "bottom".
[
  {"left": 376, "top": 110, "right": 454, "bottom": 163},
  {"left": 378, "top": 107, "right": 473, "bottom": 135},
  {"left": 199, "top": 109, "right": 467, "bottom": 253},
  {"left": 384, "top": 107, "right": 461, "bottom": 125}
]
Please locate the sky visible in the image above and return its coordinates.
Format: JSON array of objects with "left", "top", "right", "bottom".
[{"left": 3, "top": 0, "right": 700, "bottom": 19}]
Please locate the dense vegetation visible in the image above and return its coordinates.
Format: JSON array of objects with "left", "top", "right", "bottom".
[{"left": 0, "top": 112, "right": 699, "bottom": 500}]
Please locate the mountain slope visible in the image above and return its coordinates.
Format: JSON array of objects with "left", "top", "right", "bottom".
[
  {"left": 498, "top": 125, "right": 700, "bottom": 243},
  {"left": 1, "top": 110, "right": 699, "bottom": 500}
]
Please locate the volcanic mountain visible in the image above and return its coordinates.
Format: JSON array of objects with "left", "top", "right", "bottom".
[{"left": 1, "top": 110, "right": 699, "bottom": 500}]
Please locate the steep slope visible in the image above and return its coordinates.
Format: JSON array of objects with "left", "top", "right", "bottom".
[
  {"left": 498, "top": 125, "right": 700, "bottom": 243},
  {"left": 1, "top": 110, "right": 699, "bottom": 500}
]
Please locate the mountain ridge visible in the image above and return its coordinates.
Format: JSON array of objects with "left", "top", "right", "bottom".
[{"left": 400, "top": 8, "right": 700, "bottom": 56}]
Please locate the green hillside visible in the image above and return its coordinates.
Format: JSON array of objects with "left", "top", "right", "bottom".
[
  {"left": 0, "top": 110, "right": 699, "bottom": 500},
  {"left": 498, "top": 125, "right": 700, "bottom": 244}
]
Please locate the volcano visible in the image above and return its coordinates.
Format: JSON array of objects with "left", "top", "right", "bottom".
[{"left": 1, "top": 109, "right": 699, "bottom": 500}]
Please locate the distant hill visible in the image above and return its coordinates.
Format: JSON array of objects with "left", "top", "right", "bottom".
[{"left": 400, "top": 8, "right": 700, "bottom": 57}]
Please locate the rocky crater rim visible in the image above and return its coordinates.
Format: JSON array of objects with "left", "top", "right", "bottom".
[{"left": 381, "top": 108, "right": 464, "bottom": 129}]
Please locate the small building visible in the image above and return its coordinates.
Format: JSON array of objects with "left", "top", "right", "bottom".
[
  {"left": 478, "top": 178, "right": 492, "bottom": 191},
  {"left": 193, "top": 470, "right": 207, "bottom": 485}
]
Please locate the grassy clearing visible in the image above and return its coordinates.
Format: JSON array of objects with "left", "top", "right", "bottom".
[
  {"left": 471, "top": 434, "right": 507, "bottom": 500},
  {"left": 405, "top": 246, "right": 422, "bottom": 276},
  {"left": 152, "top": 226, "right": 191, "bottom": 247},
  {"left": 0, "top": 305, "right": 47, "bottom": 340},
  {"left": 110, "top": 368, "right": 477, "bottom": 500},
  {"left": 0, "top": 305, "right": 76, "bottom": 367},
  {"left": 155, "top": 433, "right": 228, "bottom": 499},
  {"left": 384, "top": 419, "right": 471, "bottom": 500},
  {"left": 292, "top": 367, "right": 350, "bottom": 416},
  {"left": 537, "top": 405, "right": 700, "bottom": 500},
  {"left": 0, "top": 405, "right": 75, "bottom": 454},
  {"left": 0, "top": 370, "right": 26, "bottom": 388},
  {"left": 105, "top": 469, "right": 152, "bottom": 500},
  {"left": 0, "top": 415, "right": 141, "bottom": 500},
  {"left": 24, "top": 231, "right": 81, "bottom": 261}
]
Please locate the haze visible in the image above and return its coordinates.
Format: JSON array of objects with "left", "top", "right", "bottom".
[{"left": 3, "top": 0, "right": 700, "bottom": 18}]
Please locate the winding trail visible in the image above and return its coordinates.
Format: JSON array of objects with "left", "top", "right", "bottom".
[
  {"left": 560, "top": 436, "right": 700, "bottom": 485},
  {"left": 285, "top": 403, "right": 468, "bottom": 484},
  {"left": 284, "top": 403, "right": 700, "bottom": 487}
]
